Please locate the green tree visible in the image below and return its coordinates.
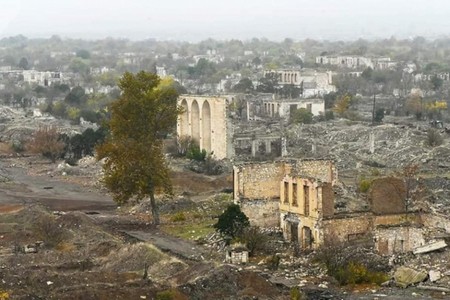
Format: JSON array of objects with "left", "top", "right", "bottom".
[
  {"left": 18, "top": 57, "right": 29, "bottom": 70},
  {"left": 232, "top": 78, "right": 254, "bottom": 93},
  {"left": 65, "top": 86, "right": 87, "bottom": 106},
  {"left": 96, "top": 71, "right": 182, "bottom": 225},
  {"left": 374, "top": 108, "right": 385, "bottom": 123},
  {"left": 430, "top": 75, "right": 443, "bottom": 91},
  {"left": 214, "top": 204, "right": 250, "bottom": 239},
  {"left": 291, "top": 108, "right": 313, "bottom": 124},
  {"left": 76, "top": 49, "right": 91, "bottom": 60}
]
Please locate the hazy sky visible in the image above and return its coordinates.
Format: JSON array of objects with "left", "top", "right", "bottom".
[{"left": 1, "top": 0, "right": 449, "bottom": 41}]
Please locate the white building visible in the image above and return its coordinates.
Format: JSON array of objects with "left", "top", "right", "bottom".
[
  {"left": 23, "top": 70, "right": 63, "bottom": 86},
  {"left": 263, "top": 98, "right": 325, "bottom": 119}
]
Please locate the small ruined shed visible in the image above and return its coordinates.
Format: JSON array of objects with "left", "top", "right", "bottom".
[{"left": 225, "top": 243, "right": 249, "bottom": 264}]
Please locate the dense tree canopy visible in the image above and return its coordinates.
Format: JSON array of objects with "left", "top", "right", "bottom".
[{"left": 96, "top": 71, "right": 182, "bottom": 224}]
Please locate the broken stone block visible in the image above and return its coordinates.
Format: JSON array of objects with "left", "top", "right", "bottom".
[
  {"left": 23, "top": 245, "right": 37, "bottom": 254},
  {"left": 394, "top": 266, "right": 428, "bottom": 288},
  {"left": 429, "top": 270, "right": 441, "bottom": 282},
  {"left": 413, "top": 240, "right": 447, "bottom": 255}
]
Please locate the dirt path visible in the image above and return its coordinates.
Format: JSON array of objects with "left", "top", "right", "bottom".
[{"left": 0, "top": 158, "right": 116, "bottom": 211}]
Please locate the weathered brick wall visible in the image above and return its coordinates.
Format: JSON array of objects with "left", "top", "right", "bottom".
[
  {"left": 234, "top": 162, "right": 290, "bottom": 200},
  {"left": 294, "top": 160, "right": 337, "bottom": 184},
  {"left": 369, "top": 177, "right": 406, "bottom": 214},
  {"left": 373, "top": 213, "right": 421, "bottom": 226},
  {"left": 240, "top": 199, "right": 280, "bottom": 227},
  {"left": 322, "top": 212, "right": 421, "bottom": 246},
  {"left": 323, "top": 214, "right": 372, "bottom": 245},
  {"left": 321, "top": 183, "right": 334, "bottom": 217}
]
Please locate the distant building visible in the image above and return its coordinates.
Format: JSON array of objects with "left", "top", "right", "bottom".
[
  {"left": 23, "top": 70, "right": 63, "bottom": 86},
  {"left": 263, "top": 69, "right": 336, "bottom": 97},
  {"left": 316, "top": 55, "right": 397, "bottom": 70}
]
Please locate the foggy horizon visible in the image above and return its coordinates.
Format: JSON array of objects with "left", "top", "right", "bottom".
[{"left": 1, "top": 0, "right": 450, "bottom": 42}]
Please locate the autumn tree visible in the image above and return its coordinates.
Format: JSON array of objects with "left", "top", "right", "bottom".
[
  {"left": 27, "top": 126, "right": 65, "bottom": 162},
  {"left": 96, "top": 71, "right": 182, "bottom": 225},
  {"left": 332, "top": 94, "right": 353, "bottom": 117},
  {"left": 405, "top": 94, "right": 423, "bottom": 120}
]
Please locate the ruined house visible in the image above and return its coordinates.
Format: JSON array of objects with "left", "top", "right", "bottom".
[
  {"left": 233, "top": 160, "right": 336, "bottom": 228},
  {"left": 263, "top": 69, "right": 336, "bottom": 97},
  {"left": 233, "top": 160, "right": 441, "bottom": 255},
  {"left": 263, "top": 98, "right": 325, "bottom": 119}
]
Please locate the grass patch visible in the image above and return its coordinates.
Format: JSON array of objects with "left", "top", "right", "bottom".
[
  {"left": 170, "top": 212, "right": 186, "bottom": 222},
  {"left": 162, "top": 221, "right": 215, "bottom": 240}
]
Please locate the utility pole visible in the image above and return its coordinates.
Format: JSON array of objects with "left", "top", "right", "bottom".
[{"left": 372, "top": 91, "right": 376, "bottom": 124}]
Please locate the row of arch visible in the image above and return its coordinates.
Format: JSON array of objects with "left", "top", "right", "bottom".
[{"left": 179, "top": 99, "right": 212, "bottom": 152}]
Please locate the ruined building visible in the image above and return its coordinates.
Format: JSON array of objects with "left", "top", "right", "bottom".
[
  {"left": 234, "top": 160, "right": 449, "bottom": 255},
  {"left": 177, "top": 95, "right": 234, "bottom": 159},
  {"left": 177, "top": 95, "right": 285, "bottom": 159}
]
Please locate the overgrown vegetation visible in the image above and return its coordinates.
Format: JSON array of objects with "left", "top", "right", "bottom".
[
  {"left": 426, "top": 128, "right": 443, "bottom": 147},
  {"left": 314, "top": 241, "right": 390, "bottom": 286},
  {"left": 32, "top": 214, "right": 68, "bottom": 248},
  {"left": 214, "top": 204, "right": 250, "bottom": 240},
  {"left": 27, "top": 126, "right": 65, "bottom": 162}
]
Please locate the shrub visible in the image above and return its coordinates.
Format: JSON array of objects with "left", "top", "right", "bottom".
[
  {"left": 170, "top": 212, "right": 186, "bottom": 222},
  {"left": 266, "top": 254, "right": 281, "bottom": 270},
  {"left": 0, "top": 291, "right": 9, "bottom": 300},
  {"left": 374, "top": 108, "right": 385, "bottom": 123},
  {"left": 214, "top": 204, "right": 250, "bottom": 239},
  {"left": 204, "top": 155, "right": 224, "bottom": 175},
  {"left": 239, "top": 226, "right": 269, "bottom": 256},
  {"left": 10, "top": 140, "right": 24, "bottom": 153},
  {"left": 370, "top": 168, "right": 381, "bottom": 177},
  {"left": 32, "top": 215, "right": 68, "bottom": 248},
  {"left": 177, "top": 135, "right": 194, "bottom": 156},
  {"left": 27, "top": 126, "right": 65, "bottom": 162},
  {"left": 426, "top": 128, "right": 443, "bottom": 147},
  {"left": 186, "top": 143, "right": 207, "bottom": 161},
  {"left": 359, "top": 179, "right": 372, "bottom": 193},
  {"left": 334, "top": 262, "right": 389, "bottom": 285},
  {"left": 156, "top": 290, "right": 175, "bottom": 300},
  {"left": 290, "top": 287, "right": 304, "bottom": 300},
  {"left": 291, "top": 108, "right": 313, "bottom": 124},
  {"left": 314, "top": 241, "right": 390, "bottom": 286}
]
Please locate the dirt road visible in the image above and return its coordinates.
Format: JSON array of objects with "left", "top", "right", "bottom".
[{"left": 0, "top": 157, "right": 116, "bottom": 211}]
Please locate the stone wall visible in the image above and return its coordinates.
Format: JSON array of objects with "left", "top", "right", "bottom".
[
  {"left": 233, "top": 162, "right": 291, "bottom": 200},
  {"left": 294, "top": 160, "right": 337, "bottom": 184},
  {"left": 321, "top": 183, "right": 335, "bottom": 217},
  {"left": 323, "top": 214, "right": 372, "bottom": 245},
  {"left": 322, "top": 212, "right": 422, "bottom": 247},
  {"left": 375, "top": 226, "right": 424, "bottom": 255},
  {"left": 240, "top": 199, "right": 280, "bottom": 227}
]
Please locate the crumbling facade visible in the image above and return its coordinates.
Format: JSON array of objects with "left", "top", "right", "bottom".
[
  {"left": 263, "top": 98, "right": 325, "bottom": 119},
  {"left": 234, "top": 160, "right": 436, "bottom": 255},
  {"left": 233, "top": 160, "right": 336, "bottom": 228},
  {"left": 263, "top": 69, "right": 336, "bottom": 97}
]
